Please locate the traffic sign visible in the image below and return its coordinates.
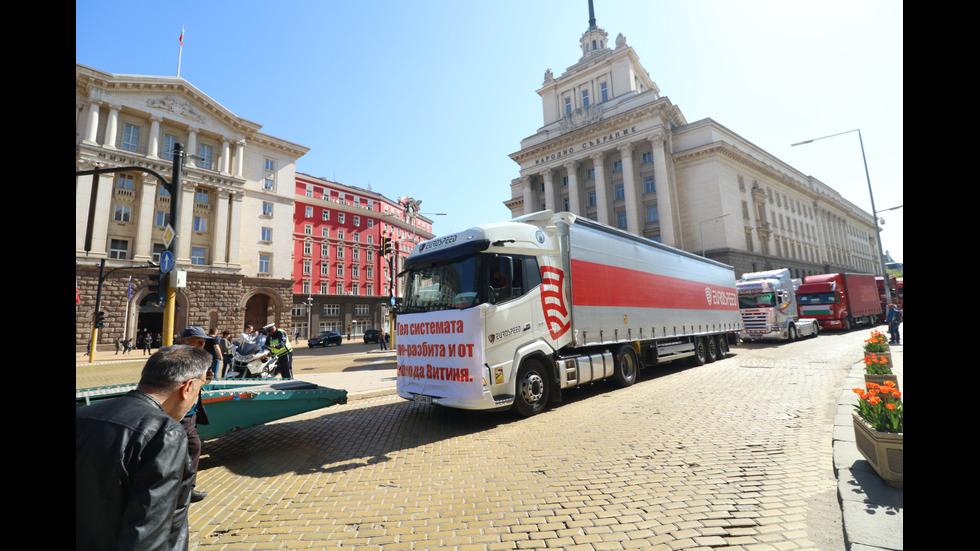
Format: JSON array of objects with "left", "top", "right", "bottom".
[
  {"left": 163, "top": 224, "right": 176, "bottom": 248},
  {"left": 160, "top": 250, "right": 175, "bottom": 274}
]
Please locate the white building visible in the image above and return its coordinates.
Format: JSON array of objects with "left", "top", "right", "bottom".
[
  {"left": 506, "top": 14, "right": 881, "bottom": 278},
  {"left": 75, "top": 63, "right": 309, "bottom": 346}
]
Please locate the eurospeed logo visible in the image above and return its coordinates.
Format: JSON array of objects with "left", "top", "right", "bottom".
[{"left": 706, "top": 287, "right": 738, "bottom": 307}]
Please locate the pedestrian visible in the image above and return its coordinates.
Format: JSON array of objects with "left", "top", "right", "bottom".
[
  {"left": 76, "top": 344, "right": 210, "bottom": 551},
  {"left": 143, "top": 332, "right": 152, "bottom": 355},
  {"left": 219, "top": 330, "right": 234, "bottom": 378},
  {"left": 886, "top": 303, "right": 902, "bottom": 344},
  {"left": 114, "top": 337, "right": 120, "bottom": 355},
  {"left": 379, "top": 330, "right": 388, "bottom": 350},
  {"left": 240, "top": 323, "right": 256, "bottom": 345},
  {"left": 205, "top": 328, "right": 222, "bottom": 375},
  {"left": 178, "top": 327, "right": 215, "bottom": 503},
  {"left": 264, "top": 322, "right": 294, "bottom": 378}
]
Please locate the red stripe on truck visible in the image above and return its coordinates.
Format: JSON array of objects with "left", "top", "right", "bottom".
[{"left": 570, "top": 259, "right": 738, "bottom": 311}]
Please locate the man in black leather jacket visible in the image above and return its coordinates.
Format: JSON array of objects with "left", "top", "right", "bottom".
[{"left": 76, "top": 345, "right": 211, "bottom": 551}]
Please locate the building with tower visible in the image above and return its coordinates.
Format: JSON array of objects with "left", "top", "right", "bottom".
[{"left": 506, "top": 4, "right": 882, "bottom": 278}]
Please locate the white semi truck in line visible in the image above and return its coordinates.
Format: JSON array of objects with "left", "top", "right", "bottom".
[
  {"left": 736, "top": 268, "right": 819, "bottom": 342},
  {"left": 395, "top": 210, "right": 742, "bottom": 416}
]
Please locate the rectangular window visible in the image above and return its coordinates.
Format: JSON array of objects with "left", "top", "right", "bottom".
[
  {"left": 261, "top": 227, "right": 272, "bottom": 242},
  {"left": 322, "top": 209, "right": 330, "bottom": 221},
  {"left": 303, "top": 260, "right": 311, "bottom": 275},
  {"left": 644, "top": 176, "right": 656, "bottom": 194},
  {"left": 582, "top": 89, "right": 589, "bottom": 108},
  {"left": 647, "top": 205, "right": 659, "bottom": 223},
  {"left": 600, "top": 82, "right": 608, "bottom": 102},
  {"left": 117, "top": 174, "right": 134, "bottom": 190},
  {"left": 588, "top": 191, "right": 596, "bottom": 206},
  {"left": 109, "top": 239, "right": 128, "bottom": 259},
  {"left": 586, "top": 168, "right": 595, "bottom": 179},
  {"left": 259, "top": 254, "right": 271, "bottom": 274},
  {"left": 113, "top": 205, "right": 131, "bottom": 222},
  {"left": 193, "top": 216, "right": 207, "bottom": 232},
  {"left": 264, "top": 159, "right": 276, "bottom": 189},
  {"left": 305, "top": 206, "right": 313, "bottom": 218},
  {"left": 615, "top": 184, "right": 625, "bottom": 200},
  {"left": 122, "top": 123, "right": 140, "bottom": 152},
  {"left": 324, "top": 304, "right": 340, "bottom": 316},
  {"left": 197, "top": 144, "right": 213, "bottom": 169},
  {"left": 155, "top": 211, "right": 169, "bottom": 227},
  {"left": 353, "top": 216, "right": 360, "bottom": 227},
  {"left": 564, "top": 97, "right": 572, "bottom": 115},
  {"left": 617, "top": 212, "right": 627, "bottom": 229},
  {"left": 303, "top": 242, "right": 311, "bottom": 256},
  {"left": 191, "top": 247, "right": 206, "bottom": 265},
  {"left": 262, "top": 202, "right": 273, "bottom": 216},
  {"left": 195, "top": 188, "right": 210, "bottom": 204},
  {"left": 612, "top": 160, "right": 622, "bottom": 172},
  {"left": 338, "top": 213, "right": 345, "bottom": 224},
  {"left": 162, "top": 134, "right": 178, "bottom": 159},
  {"left": 355, "top": 304, "right": 370, "bottom": 316},
  {"left": 336, "top": 263, "right": 344, "bottom": 277},
  {"left": 641, "top": 152, "right": 652, "bottom": 164}
]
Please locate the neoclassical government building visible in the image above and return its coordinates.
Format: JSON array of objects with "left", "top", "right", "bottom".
[{"left": 506, "top": 14, "right": 881, "bottom": 278}]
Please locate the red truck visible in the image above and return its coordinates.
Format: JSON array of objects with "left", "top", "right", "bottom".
[
  {"left": 796, "top": 273, "right": 880, "bottom": 331},
  {"left": 876, "top": 276, "right": 899, "bottom": 320}
]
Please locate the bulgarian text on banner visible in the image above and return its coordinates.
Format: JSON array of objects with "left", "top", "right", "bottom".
[{"left": 396, "top": 308, "right": 484, "bottom": 400}]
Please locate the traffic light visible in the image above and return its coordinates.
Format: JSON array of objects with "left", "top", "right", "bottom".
[
  {"left": 148, "top": 272, "right": 165, "bottom": 302},
  {"left": 94, "top": 311, "right": 107, "bottom": 328},
  {"left": 382, "top": 236, "right": 392, "bottom": 257}
]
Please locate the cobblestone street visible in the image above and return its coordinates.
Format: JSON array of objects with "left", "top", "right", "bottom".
[{"left": 184, "top": 330, "right": 864, "bottom": 550}]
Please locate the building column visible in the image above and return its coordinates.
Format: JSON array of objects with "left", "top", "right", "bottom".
[
  {"left": 235, "top": 140, "right": 245, "bottom": 178},
  {"left": 76, "top": 172, "right": 95, "bottom": 255},
  {"left": 619, "top": 143, "right": 640, "bottom": 234},
  {"left": 590, "top": 151, "right": 609, "bottom": 225},
  {"left": 221, "top": 139, "right": 231, "bottom": 175},
  {"left": 177, "top": 184, "right": 195, "bottom": 264},
  {"left": 542, "top": 169, "right": 556, "bottom": 212},
  {"left": 521, "top": 176, "right": 534, "bottom": 215},
  {"left": 148, "top": 116, "right": 161, "bottom": 159},
  {"left": 213, "top": 190, "right": 230, "bottom": 267},
  {"left": 564, "top": 160, "right": 580, "bottom": 214},
  {"left": 83, "top": 102, "right": 100, "bottom": 144},
  {"left": 133, "top": 175, "right": 157, "bottom": 262},
  {"left": 649, "top": 133, "right": 676, "bottom": 246},
  {"left": 227, "top": 192, "right": 243, "bottom": 268},
  {"left": 104, "top": 105, "right": 120, "bottom": 150},
  {"left": 186, "top": 127, "right": 198, "bottom": 160}
]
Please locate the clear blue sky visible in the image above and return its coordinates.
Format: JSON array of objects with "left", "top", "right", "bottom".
[{"left": 76, "top": 0, "right": 903, "bottom": 263}]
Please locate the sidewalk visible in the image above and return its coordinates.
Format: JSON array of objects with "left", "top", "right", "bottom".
[{"left": 833, "top": 335, "right": 903, "bottom": 551}]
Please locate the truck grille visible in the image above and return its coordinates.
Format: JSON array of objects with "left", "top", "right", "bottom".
[{"left": 740, "top": 311, "right": 769, "bottom": 331}]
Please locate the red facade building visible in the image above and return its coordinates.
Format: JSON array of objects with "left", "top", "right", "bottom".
[{"left": 291, "top": 173, "right": 435, "bottom": 340}]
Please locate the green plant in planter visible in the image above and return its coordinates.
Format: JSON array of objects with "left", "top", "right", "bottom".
[{"left": 852, "top": 381, "right": 902, "bottom": 433}]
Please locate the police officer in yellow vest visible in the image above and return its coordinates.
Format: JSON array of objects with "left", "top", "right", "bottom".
[{"left": 263, "top": 322, "right": 293, "bottom": 378}]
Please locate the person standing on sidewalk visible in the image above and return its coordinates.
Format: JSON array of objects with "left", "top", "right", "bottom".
[
  {"left": 379, "top": 330, "right": 388, "bottom": 351},
  {"left": 886, "top": 304, "right": 902, "bottom": 344},
  {"left": 219, "top": 330, "right": 234, "bottom": 378},
  {"left": 264, "top": 322, "right": 293, "bottom": 378}
]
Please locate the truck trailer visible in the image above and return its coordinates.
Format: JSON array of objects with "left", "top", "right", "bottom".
[
  {"left": 394, "top": 210, "right": 741, "bottom": 416},
  {"left": 796, "top": 273, "right": 880, "bottom": 330},
  {"left": 736, "top": 269, "right": 819, "bottom": 341}
]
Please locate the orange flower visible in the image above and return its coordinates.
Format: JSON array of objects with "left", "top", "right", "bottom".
[
  {"left": 868, "top": 396, "right": 881, "bottom": 405},
  {"left": 885, "top": 403, "right": 896, "bottom": 410}
]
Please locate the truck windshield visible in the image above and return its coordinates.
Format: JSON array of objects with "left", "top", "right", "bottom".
[
  {"left": 738, "top": 293, "right": 776, "bottom": 309},
  {"left": 402, "top": 255, "right": 482, "bottom": 312},
  {"left": 798, "top": 292, "right": 836, "bottom": 305}
]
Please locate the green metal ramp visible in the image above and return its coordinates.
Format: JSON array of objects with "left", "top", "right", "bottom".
[{"left": 76, "top": 379, "right": 348, "bottom": 439}]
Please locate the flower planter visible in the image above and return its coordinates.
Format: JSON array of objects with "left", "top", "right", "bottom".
[
  {"left": 864, "top": 372, "right": 899, "bottom": 390},
  {"left": 852, "top": 413, "right": 903, "bottom": 487}
]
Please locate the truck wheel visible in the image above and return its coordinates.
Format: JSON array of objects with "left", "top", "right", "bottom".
[
  {"left": 614, "top": 345, "right": 639, "bottom": 387},
  {"left": 513, "top": 360, "right": 550, "bottom": 417},
  {"left": 706, "top": 336, "right": 719, "bottom": 362},
  {"left": 717, "top": 335, "right": 730, "bottom": 356},
  {"left": 691, "top": 337, "right": 707, "bottom": 366},
  {"left": 787, "top": 325, "right": 798, "bottom": 341}
]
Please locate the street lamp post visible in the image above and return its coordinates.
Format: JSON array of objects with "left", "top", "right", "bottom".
[
  {"left": 699, "top": 213, "right": 730, "bottom": 257},
  {"left": 792, "top": 129, "right": 892, "bottom": 308}
]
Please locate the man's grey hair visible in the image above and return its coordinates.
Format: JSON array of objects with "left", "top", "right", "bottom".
[{"left": 139, "top": 345, "right": 210, "bottom": 392}]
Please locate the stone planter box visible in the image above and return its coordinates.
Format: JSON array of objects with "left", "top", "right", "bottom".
[
  {"left": 852, "top": 413, "right": 903, "bottom": 488},
  {"left": 864, "top": 372, "right": 899, "bottom": 391}
]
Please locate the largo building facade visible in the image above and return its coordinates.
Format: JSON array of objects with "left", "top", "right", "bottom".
[
  {"left": 506, "top": 12, "right": 881, "bottom": 278},
  {"left": 75, "top": 63, "right": 308, "bottom": 348}
]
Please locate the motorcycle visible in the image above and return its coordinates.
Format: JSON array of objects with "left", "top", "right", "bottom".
[{"left": 226, "top": 334, "right": 280, "bottom": 378}]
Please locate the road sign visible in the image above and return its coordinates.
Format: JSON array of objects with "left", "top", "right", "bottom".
[
  {"left": 163, "top": 224, "right": 176, "bottom": 248},
  {"left": 160, "top": 250, "right": 175, "bottom": 274}
]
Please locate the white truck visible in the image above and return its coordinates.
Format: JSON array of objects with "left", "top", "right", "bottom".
[
  {"left": 395, "top": 210, "right": 741, "bottom": 416},
  {"left": 736, "top": 269, "right": 819, "bottom": 342}
]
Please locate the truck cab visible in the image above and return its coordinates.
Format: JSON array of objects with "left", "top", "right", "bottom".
[{"left": 736, "top": 269, "right": 818, "bottom": 341}]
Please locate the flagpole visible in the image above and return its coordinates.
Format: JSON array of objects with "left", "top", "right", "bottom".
[{"left": 177, "top": 26, "right": 184, "bottom": 77}]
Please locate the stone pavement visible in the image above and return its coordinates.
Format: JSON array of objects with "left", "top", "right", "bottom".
[{"left": 77, "top": 329, "right": 903, "bottom": 550}]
